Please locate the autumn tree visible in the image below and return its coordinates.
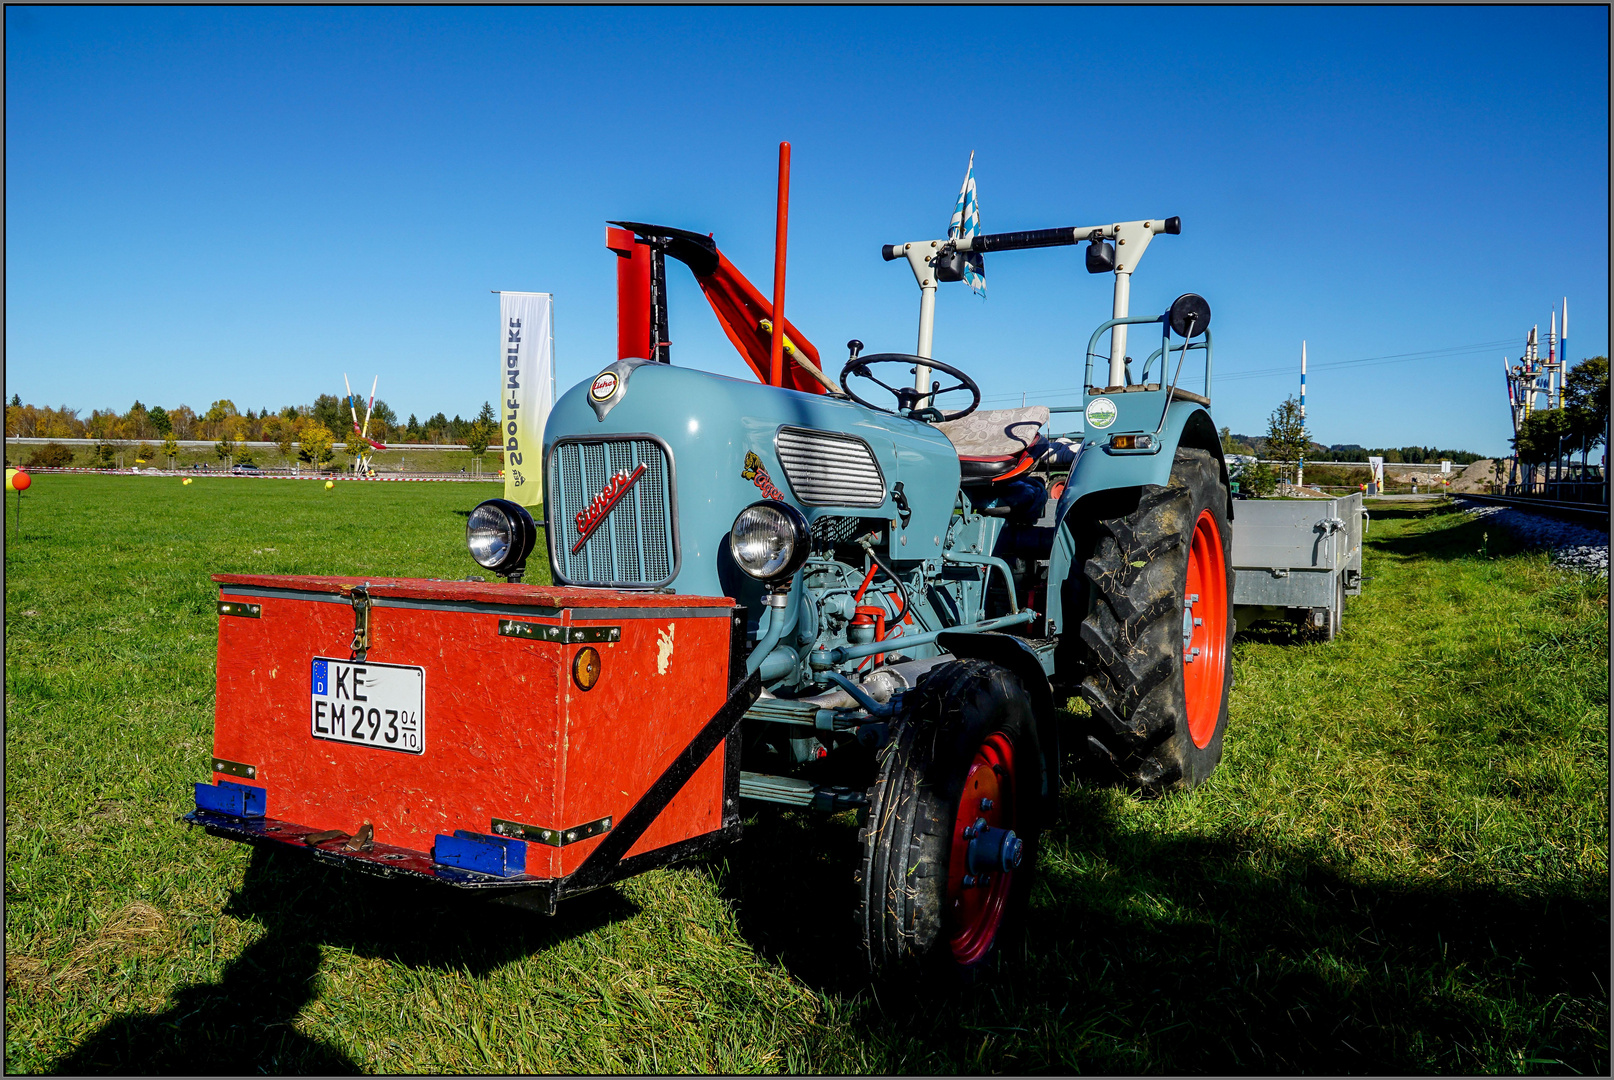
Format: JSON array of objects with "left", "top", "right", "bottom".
[
  {"left": 465, "top": 418, "right": 493, "bottom": 476},
  {"left": 203, "top": 400, "right": 238, "bottom": 439},
  {"left": 299, "top": 424, "right": 336, "bottom": 471},
  {"left": 265, "top": 417, "right": 296, "bottom": 468},
  {"left": 169, "top": 405, "right": 196, "bottom": 439},
  {"left": 127, "top": 401, "right": 151, "bottom": 439}
]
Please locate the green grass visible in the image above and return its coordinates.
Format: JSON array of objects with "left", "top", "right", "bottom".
[{"left": 5, "top": 478, "right": 1608, "bottom": 1073}]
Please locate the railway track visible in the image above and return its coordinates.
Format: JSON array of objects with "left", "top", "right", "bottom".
[{"left": 1455, "top": 492, "right": 1610, "bottom": 530}]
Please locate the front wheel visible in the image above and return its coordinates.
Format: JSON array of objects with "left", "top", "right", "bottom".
[
  {"left": 1077, "top": 447, "right": 1234, "bottom": 794},
  {"left": 855, "top": 659, "right": 1044, "bottom": 977}
]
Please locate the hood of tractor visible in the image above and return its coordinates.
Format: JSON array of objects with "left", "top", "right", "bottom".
[{"left": 542, "top": 362, "right": 960, "bottom": 607}]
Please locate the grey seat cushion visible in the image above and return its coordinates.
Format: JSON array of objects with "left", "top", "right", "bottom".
[{"left": 935, "top": 407, "right": 1051, "bottom": 460}]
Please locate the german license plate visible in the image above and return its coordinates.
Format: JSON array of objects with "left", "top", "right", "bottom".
[{"left": 311, "top": 657, "right": 424, "bottom": 754}]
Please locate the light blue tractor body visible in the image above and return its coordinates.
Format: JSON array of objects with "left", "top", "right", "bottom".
[{"left": 537, "top": 214, "right": 1230, "bottom": 813}]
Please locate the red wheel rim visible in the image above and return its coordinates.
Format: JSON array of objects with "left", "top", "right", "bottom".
[
  {"left": 1182, "top": 509, "right": 1229, "bottom": 748},
  {"left": 945, "top": 731, "right": 1017, "bottom": 966}
]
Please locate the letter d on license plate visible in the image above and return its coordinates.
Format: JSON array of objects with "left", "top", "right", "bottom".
[{"left": 311, "top": 657, "right": 425, "bottom": 754}]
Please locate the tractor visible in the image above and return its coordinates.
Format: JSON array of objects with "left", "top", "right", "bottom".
[{"left": 191, "top": 198, "right": 1233, "bottom": 978}]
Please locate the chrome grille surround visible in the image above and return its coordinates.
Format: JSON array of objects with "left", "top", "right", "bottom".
[
  {"left": 546, "top": 434, "right": 679, "bottom": 589},
  {"left": 773, "top": 426, "right": 887, "bottom": 508}
]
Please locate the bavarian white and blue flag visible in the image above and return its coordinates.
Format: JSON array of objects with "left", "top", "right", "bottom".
[{"left": 948, "top": 151, "right": 986, "bottom": 297}]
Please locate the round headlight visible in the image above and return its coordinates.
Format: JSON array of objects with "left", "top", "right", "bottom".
[
  {"left": 467, "top": 498, "right": 537, "bottom": 576},
  {"left": 729, "top": 500, "right": 810, "bottom": 583}
]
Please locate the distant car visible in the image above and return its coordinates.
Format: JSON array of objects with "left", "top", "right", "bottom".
[{"left": 231, "top": 464, "right": 261, "bottom": 475}]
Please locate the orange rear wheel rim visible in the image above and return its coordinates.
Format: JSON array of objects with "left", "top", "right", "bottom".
[{"left": 1182, "top": 509, "right": 1229, "bottom": 748}]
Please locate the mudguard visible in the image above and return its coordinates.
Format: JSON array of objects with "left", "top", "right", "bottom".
[
  {"left": 936, "top": 630, "right": 1060, "bottom": 818},
  {"left": 1042, "top": 398, "right": 1230, "bottom": 635}
]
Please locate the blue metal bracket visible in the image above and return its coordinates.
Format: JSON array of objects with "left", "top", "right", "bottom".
[
  {"left": 433, "top": 829, "right": 528, "bottom": 877},
  {"left": 193, "top": 780, "right": 267, "bottom": 819}
]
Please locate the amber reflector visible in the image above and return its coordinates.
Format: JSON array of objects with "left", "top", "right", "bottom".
[{"left": 573, "top": 646, "right": 602, "bottom": 691}]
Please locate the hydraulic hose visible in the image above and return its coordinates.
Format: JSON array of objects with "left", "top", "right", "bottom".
[{"left": 864, "top": 546, "right": 917, "bottom": 629}]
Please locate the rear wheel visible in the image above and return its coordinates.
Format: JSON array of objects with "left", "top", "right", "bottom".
[
  {"left": 1076, "top": 448, "right": 1234, "bottom": 794},
  {"left": 855, "top": 659, "right": 1043, "bottom": 977}
]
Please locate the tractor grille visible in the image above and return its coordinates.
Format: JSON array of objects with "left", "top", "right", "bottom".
[
  {"left": 774, "top": 427, "right": 886, "bottom": 508},
  {"left": 547, "top": 437, "right": 678, "bottom": 588}
]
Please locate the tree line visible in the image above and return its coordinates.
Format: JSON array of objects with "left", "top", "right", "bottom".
[
  {"left": 1217, "top": 357, "right": 1607, "bottom": 497},
  {"left": 7, "top": 394, "right": 502, "bottom": 470},
  {"left": 1220, "top": 426, "right": 1487, "bottom": 466}
]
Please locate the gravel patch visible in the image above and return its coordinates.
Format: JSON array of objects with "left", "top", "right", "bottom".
[{"left": 1453, "top": 498, "right": 1609, "bottom": 575}]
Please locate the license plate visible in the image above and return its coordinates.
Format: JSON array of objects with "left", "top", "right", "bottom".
[{"left": 311, "top": 657, "right": 424, "bottom": 754}]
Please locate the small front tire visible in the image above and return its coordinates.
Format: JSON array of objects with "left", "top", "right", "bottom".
[{"left": 855, "top": 659, "right": 1044, "bottom": 977}]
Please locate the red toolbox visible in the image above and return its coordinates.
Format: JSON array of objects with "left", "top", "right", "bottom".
[{"left": 192, "top": 574, "right": 756, "bottom": 912}]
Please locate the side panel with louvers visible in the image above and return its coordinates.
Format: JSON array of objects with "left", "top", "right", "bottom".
[
  {"left": 547, "top": 436, "right": 679, "bottom": 589},
  {"left": 774, "top": 426, "right": 887, "bottom": 508}
]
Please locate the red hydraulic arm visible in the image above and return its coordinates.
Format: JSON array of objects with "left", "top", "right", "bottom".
[
  {"left": 606, "top": 226, "right": 653, "bottom": 363},
  {"left": 605, "top": 217, "right": 834, "bottom": 395}
]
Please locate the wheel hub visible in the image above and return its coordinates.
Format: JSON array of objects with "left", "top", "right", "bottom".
[
  {"left": 946, "top": 731, "right": 1019, "bottom": 966},
  {"left": 962, "top": 817, "right": 1023, "bottom": 883},
  {"left": 1181, "top": 592, "right": 1203, "bottom": 662}
]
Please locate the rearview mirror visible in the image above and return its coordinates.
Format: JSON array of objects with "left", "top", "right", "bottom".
[{"left": 1168, "top": 293, "right": 1211, "bottom": 337}]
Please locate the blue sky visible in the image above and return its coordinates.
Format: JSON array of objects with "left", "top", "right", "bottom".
[{"left": 6, "top": 6, "right": 1607, "bottom": 454}]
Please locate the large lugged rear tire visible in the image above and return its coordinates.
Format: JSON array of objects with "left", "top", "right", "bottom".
[
  {"left": 855, "top": 659, "right": 1044, "bottom": 978},
  {"left": 1076, "top": 448, "right": 1233, "bottom": 794}
]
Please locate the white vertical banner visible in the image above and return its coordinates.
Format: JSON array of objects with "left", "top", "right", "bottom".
[{"left": 498, "top": 291, "right": 554, "bottom": 507}]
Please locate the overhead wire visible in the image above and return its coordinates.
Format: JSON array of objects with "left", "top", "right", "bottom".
[{"left": 979, "top": 337, "right": 1520, "bottom": 403}]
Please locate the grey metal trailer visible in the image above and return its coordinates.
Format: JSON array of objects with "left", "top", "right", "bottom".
[{"left": 1231, "top": 492, "right": 1365, "bottom": 640}]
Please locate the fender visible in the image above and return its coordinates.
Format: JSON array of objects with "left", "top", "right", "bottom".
[
  {"left": 935, "top": 631, "right": 1060, "bottom": 818},
  {"left": 1043, "top": 400, "right": 1231, "bottom": 636}
]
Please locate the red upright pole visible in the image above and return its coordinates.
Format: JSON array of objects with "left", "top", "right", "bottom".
[{"left": 769, "top": 142, "right": 791, "bottom": 388}]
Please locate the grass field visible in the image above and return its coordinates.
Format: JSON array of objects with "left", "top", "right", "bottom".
[{"left": 5, "top": 475, "right": 1608, "bottom": 1074}]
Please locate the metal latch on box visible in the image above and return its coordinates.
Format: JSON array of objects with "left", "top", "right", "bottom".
[
  {"left": 350, "top": 585, "right": 371, "bottom": 662},
  {"left": 498, "top": 620, "right": 621, "bottom": 644},
  {"left": 218, "top": 601, "right": 261, "bottom": 618}
]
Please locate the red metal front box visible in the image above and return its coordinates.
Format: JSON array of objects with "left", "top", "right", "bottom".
[{"left": 210, "top": 574, "right": 739, "bottom": 879}]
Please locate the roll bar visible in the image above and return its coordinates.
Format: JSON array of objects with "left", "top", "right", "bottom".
[{"left": 883, "top": 217, "right": 1181, "bottom": 389}]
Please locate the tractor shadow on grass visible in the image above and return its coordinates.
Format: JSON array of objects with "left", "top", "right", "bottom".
[
  {"left": 47, "top": 845, "right": 638, "bottom": 1075},
  {"left": 713, "top": 784, "right": 1609, "bottom": 1074}
]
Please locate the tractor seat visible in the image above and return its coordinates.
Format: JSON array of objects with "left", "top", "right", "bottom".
[{"left": 935, "top": 406, "right": 1050, "bottom": 484}]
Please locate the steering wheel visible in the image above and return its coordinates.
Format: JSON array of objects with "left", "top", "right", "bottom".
[{"left": 840, "top": 353, "right": 981, "bottom": 422}]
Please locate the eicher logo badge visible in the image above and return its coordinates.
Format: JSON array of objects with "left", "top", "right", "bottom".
[
  {"left": 1084, "top": 397, "right": 1118, "bottom": 430},
  {"left": 741, "top": 451, "right": 786, "bottom": 500},
  {"left": 590, "top": 371, "right": 619, "bottom": 401},
  {"left": 573, "top": 464, "right": 646, "bottom": 553}
]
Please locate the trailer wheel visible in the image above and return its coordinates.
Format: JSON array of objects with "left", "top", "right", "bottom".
[
  {"left": 1077, "top": 448, "right": 1233, "bottom": 794},
  {"left": 855, "top": 659, "right": 1043, "bottom": 977}
]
